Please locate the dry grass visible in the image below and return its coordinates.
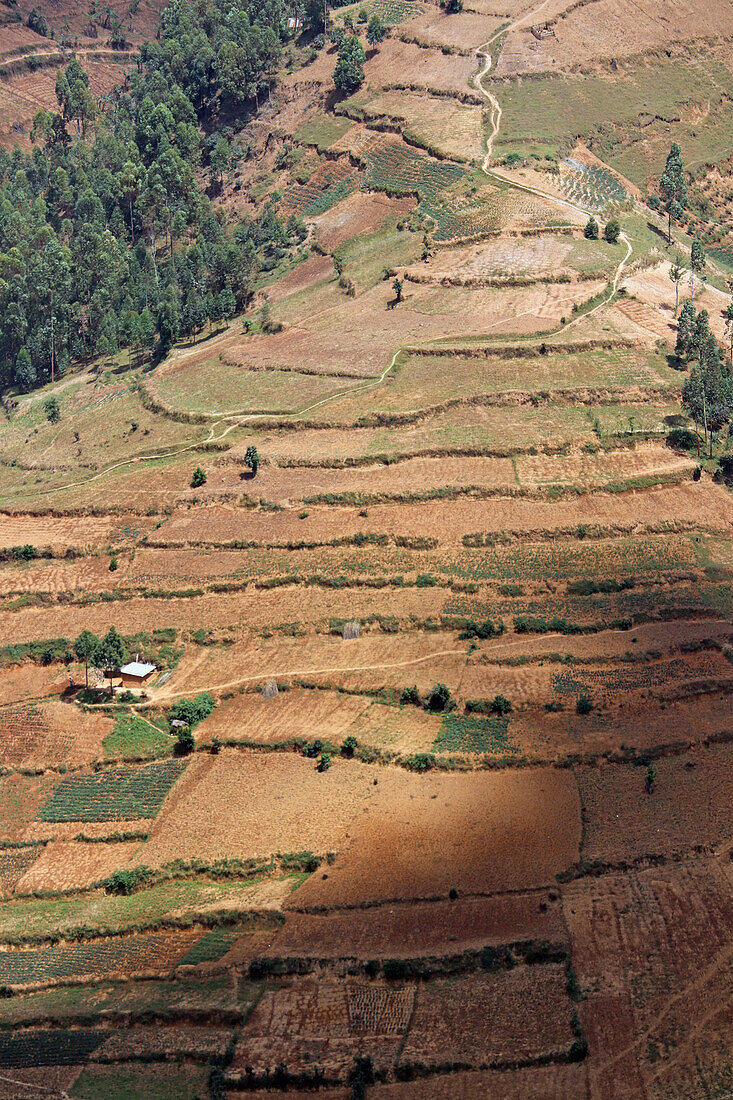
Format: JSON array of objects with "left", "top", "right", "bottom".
[{"left": 140, "top": 749, "right": 381, "bottom": 865}]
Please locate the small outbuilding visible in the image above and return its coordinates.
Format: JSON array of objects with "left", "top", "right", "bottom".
[{"left": 119, "top": 661, "right": 157, "bottom": 688}]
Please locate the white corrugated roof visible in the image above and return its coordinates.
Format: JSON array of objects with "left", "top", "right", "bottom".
[{"left": 119, "top": 661, "right": 156, "bottom": 677}]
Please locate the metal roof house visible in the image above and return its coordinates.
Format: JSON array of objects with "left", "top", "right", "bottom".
[{"left": 119, "top": 661, "right": 157, "bottom": 687}]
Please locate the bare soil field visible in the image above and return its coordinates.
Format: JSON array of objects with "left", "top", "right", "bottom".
[
  {"left": 407, "top": 234, "right": 615, "bottom": 283},
  {"left": 0, "top": 583, "right": 452, "bottom": 642},
  {"left": 399, "top": 963, "right": 575, "bottom": 1069},
  {"left": 263, "top": 255, "right": 335, "bottom": 304},
  {"left": 249, "top": 892, "right": 568, "bottom": 960},
  {"left": 369, "top": 1063, "right": 590, "bottom": 1098},
  {"left": 623, "top": 261, "right": 732, "bottom": 344},
  {"left": 575, "top": 743, "right": 733, "bottom": 864},
  {"left": 563, "top": 856, "right": 733, "bottom": 1098},
  {"left": 311, "top": 192, "right": 416, "bottom": 251},
  {"left": 495, "top": 0, "right": 733, "bottom": 77},
  {"left": 195, "top": 687, "right": 370, "bottom": 745},
  {"left": 13, "top": 839, "right": 135, "bottom": 894},
  {"left": 166, "top": 479, "right": 729, "bottom": 548},
  {"left": 0, "top": 773, "right": 59, "bottom": 842},
  {"left": 288, "top": 765, "right": 581, "bottom": 907},
  {"left": 140, "top": 750, "right": 380, "bottom": 865},
  {"left": 363, "top": 36, "right": 478, "bottom": 94},
  {"left": 230, "top": 975, "right": 412, "bottom": 1079},
  {"left": 155, "top": 634, "right": 469, "bottom": 700},
  {"left": 0, "top": 513, "right": 155, "bottom": 550},
  {"left": 210, "top": 276, "right": 607, "bottom": 383},
  {"left": 0, "top": 701, "right": 112, "bottom": 769},
  {"left": 0, "top": 663, "right": 70, "bottom": 706}
]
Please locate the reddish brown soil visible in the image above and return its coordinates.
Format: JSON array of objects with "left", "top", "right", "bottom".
[
  {"left": 563, "top": 856, "right": 733, "bottom": 1097},
  {"left": 369, "top": 1064, "right": 590, "bottom": 1098},
  {"left": 0, "top": 700, "right": 112, "bottom": 768},
  {"left": 245, "top": 892, "right": 567, "bottom": 960},
  {"left": 288, "top": 765, "right": 581, "bottom": 908},
  {"left": 262, "top": 255, "right": 335, "bottom": 304},
  {"left": 141, "top": 750, "right": 380, "bottom": 865},
  {"left": 313, "top": 193, "right": 416, "bottom": 251},
  {"left": 399, "top": 964, "right": 575, "bottom": 1069},
  {"left": 575, "top": 742, "right": 733, "bottom": 863},
  {"left": 230, "top": 975, "right": 413, "bottom": 1078}
]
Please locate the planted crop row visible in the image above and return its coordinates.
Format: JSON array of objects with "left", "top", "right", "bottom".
[
  {"left": 433, "top": 713, "right": 517, "bottom": 754},
  {"left": 37, "top": 759, "right": 187, "bottom": 823},
  {"left": 0, "top": 1028, "right": 106, "bottom": 1067},
  {"left": 363, "top": 142, "right": 465, "bottom": 201},
  {"left": 0, "top": 930, "right": 200, "bottom": 987}
]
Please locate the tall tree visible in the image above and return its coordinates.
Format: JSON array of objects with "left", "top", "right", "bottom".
[
  {"left": 675, "top": 297, "right": 695, "bottom": 362},
  {"left": 73, "top": 629, "right": 100, "bottom": 688},
  {"left": 668, "top": 253, "right": 684, "bottom": 316},
  {"left": 333, "top": 34, "right": 366, "bottom": 94},
  {"left": 690, "top": 237, "right": 706, "bottom": 299},
  {"left": 659, "top": 142, "right": 687, "bottom": 245}
]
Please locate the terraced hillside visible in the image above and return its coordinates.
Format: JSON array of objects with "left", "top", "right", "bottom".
[{"left": 2, "top": 0, "right": 733, "bottom": 1096}]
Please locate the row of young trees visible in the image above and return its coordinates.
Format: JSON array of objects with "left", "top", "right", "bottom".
[{"left": 0, "top": 0, "right": 304, "bottom": 394}]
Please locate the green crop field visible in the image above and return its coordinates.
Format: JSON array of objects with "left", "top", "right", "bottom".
[
  {"left": 434, "top": 713, "right": 517, "bottom": 754},
  {"left": 178, "top": 925, "right": 243, "bottom": 965},
  {"left": 0, "top": 846, "right": 39, "bottom": 892},
  {"left": 0, "top": 930, "right": 196, "bottom": 986},
  {"left": 335, "top": 0, "right": 423, "bottom": 24},
  {"left": 0, "top": 975, "right": 253, "bottom": 1028},
  {"left": 362, "top": 141, "right": 466, "bottom": 201},
  {"left": 148, "top": 358, "right": 346, "bottom": 416},
  {"left": 0, "top": 1028, "right": 106, "bottom": 1067},
  {"left": 560, "top": 157, "right": 631, "bottom": 211},
  {"left": 36, "top": 760, "right": 187, "bottom": 823},
  {"left": 0, "top": 879, "right": 277, "bottom": 944},
  {"left": 294, "top": 115, "right": 353, "bottom": 151},
  {"left": 323, "top": 345, "right": 677, "bottom": 418}
]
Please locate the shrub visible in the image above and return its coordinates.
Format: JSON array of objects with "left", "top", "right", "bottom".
[
  {"left": 666, "top": 427, "right": 698, "bottom": 451},
  {"left": 603, "top": 218, "right": 621, "bottom": 243},
  {"left": 109, "top": 556, "right": 118, "bottom": 571},
  {"left": 317, "top": 751, "right": 331, "bottom": 772},
  {"left": 406, "top": 753, "right": 435, "bottom": 772},
  {"left": 103, "top": 865, "right": 152, "bottom": 895},
  {"left": 191, "top": 466, "right": 207, "bottom": 488},
  {"left": 341, "top": 735, "right": 358, "bottom": 757},
  {"left": 490, "top": 694, "right": 512, "bottom": 715},
  {"left": 576, "top": 695, "right": 593, "bottom": 715},
  {"left": 400, "top": 685, "right": 421, "bottom": 706},
  {"left": 303, "top": 739, "right": 323, "bottom": 758},
  {"left": 168, "top": 692, "right": 215, "bottom": 728},
  {"left": 44, "top": 396, "right": 60, "bottom": 422},
  {"left": 584, "top": 216, "right": 599, "bottom": 240},
  {"left": 425, "top": 683, "right": 451, "bottom": 712},
  {"left": 459, "top": 617, "right": 505, "bottom": 640},
  {"left": 175, "top": 727, "right": 195, "bottom": 755}
]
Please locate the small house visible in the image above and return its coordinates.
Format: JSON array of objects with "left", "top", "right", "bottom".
[{"left": 119, "top": 661, "right": 157, "bottom": 688}]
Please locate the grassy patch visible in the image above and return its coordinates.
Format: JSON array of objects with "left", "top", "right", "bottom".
[
  {"left": 102, "top": 715, "right": 173, "bottom": 759},
  {"left": 178, "top": 925, "right": 243, "bottom": 966},
  {"left": 0, "top": 879, "right": 279, "bottom": 944},
  {"left": 71, "top": 1064, "right": 210, "bottom": 1100}
]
